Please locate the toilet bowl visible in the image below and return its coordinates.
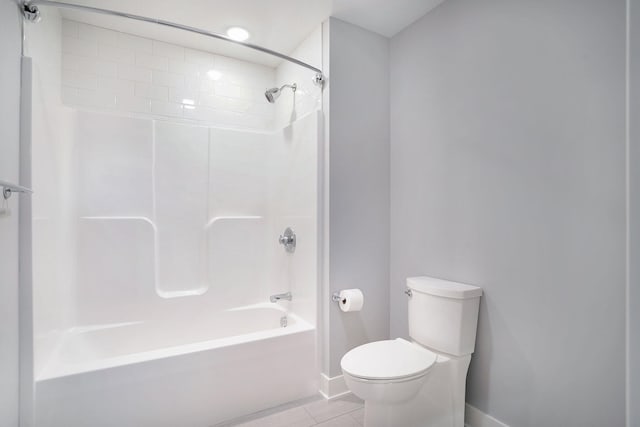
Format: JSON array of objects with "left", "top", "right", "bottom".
[
  {"left": 342, "top": 339, "right": 436, "bottom": 404},
  {"left": 341, "top": 277, "right": 482, "bottom": 427}
]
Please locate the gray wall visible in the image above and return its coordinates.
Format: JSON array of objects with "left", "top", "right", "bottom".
[
  {"left": 0, "top": 0, "right": 22, "bottom": 426},
  {"left": 325, "top": 18, "right": 390, "bottom": 377},
  {"left": 630, "top": 0, "right": 640, "bottom": 425},
  {"left": 389, "top": 1, "right": 626, "bottom": 426}
]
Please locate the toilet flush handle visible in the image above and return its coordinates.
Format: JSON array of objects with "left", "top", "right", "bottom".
[{"left": 404, "top": 288, "right": 412, "bottom": 297}]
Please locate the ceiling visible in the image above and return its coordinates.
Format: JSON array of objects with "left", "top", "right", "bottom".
[
  {"left": 332, "top": 0, "right": 445, "bottom": 38},
  {"left": 43, "top": 0, "right": 445, "bottom": 67}
]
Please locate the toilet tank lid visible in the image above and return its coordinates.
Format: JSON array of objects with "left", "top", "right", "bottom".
[{"left": 407, "top": 276, "right": 483, "bottom": 299}]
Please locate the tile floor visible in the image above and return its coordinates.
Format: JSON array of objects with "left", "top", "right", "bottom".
[
  {"left": 218, "top": 395, "right": 474, "bottom": 427},
  {"left": 220, "top": 394, "right": 364, "bottom": 427}
]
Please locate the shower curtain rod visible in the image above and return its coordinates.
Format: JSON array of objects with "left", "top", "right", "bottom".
[{"left": 21, "top": 0, "right": 325, "bottom": 85}]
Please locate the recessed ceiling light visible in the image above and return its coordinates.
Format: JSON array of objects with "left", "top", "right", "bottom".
[
  {"left": 207, "top": 70, "right": 223, "bottom": 81},
  {"left": 182, "top": 99, "right": 195, "bottom": 106},
  {"left": 226, "top": 27, "right": 250, "bottom": 42}
]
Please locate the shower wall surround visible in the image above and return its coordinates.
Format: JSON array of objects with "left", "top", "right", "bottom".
[
  {"left": 72, "top": 110, "right": 317, "bottom": 313},
  {"left": 60, "top": 20, "right": 276, "bottom": 130},
  {"left": 33, "top": 108, "right": 320, "bottom": 372}
]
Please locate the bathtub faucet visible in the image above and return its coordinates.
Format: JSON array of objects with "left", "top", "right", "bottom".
[{"left": 270, "top": 292, "right": 292, "bottom": 303}]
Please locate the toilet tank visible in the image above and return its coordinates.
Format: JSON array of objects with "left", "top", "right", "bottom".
[{"left": 407, "top": 277, "right": 482, "bottom": 356}]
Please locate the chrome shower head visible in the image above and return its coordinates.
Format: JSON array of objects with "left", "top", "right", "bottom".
[
  {"left": 265, "top": 83, "right": 297, "bottom": 103},
  {"left": 265, "top": 88, "right": 279, "bottom": 103}
]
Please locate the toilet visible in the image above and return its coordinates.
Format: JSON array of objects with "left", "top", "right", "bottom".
[{"left": 341, "top": 276, "right": 483, "bottom": 427}]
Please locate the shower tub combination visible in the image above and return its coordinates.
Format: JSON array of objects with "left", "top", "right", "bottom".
[
  {"left": 26, "top": 4, "right": 323, "bottom": 423},
  {"left": 32, "top": 110, "right": 321, "bottom": 427}
]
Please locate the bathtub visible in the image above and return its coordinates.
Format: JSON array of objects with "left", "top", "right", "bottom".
[{"left": 35, "top": 304, "right": 317, "bottom": 427}]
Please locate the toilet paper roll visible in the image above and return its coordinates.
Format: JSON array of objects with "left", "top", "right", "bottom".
[{"left": 339, "top": 289, "right": 364, "bottom": 312}]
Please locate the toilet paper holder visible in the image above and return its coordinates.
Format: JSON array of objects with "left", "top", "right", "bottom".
[
  {"left": 331, "top": 292, "right": 345, "bottom": 304},
  {"left": 331, "top": 289, "right": 365, "bottom": 312}
]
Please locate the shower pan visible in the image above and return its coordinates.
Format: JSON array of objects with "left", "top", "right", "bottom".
[{"left": 24, "top": 1, "right": 323, "bottom": 425}]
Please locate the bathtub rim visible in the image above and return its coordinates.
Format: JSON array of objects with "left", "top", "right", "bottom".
[{"left": 36, "top": 304, "right": 314, "bottom": 382}]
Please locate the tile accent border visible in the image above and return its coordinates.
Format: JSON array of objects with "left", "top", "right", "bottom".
[
  {"left": 319, "top": 373, "right": 350, "bottom": 400},
  {"left": 465, "top": 404, "right": 510, "bottom": 427}
]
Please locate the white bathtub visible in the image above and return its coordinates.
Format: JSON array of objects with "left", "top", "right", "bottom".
[{"left": 35, "top": 304, "right": 317, "bottom": 427}]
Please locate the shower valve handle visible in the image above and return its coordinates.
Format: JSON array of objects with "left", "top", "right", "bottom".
[
  {"left": 279, "top": 235, "right": 294, "bottom": 245},
  {"left": 278, "top": 227, "right": 296, "bottom": 252}
]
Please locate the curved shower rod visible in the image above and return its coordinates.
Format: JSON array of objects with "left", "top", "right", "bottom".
[{"left": 21, "top": 0, "right": 325, "bottom": 86}]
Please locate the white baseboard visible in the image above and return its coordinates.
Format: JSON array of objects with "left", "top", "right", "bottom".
[
  {"left": 319, "top": 373, "right": 351, "bottom": 400},
  {"left": 465, "top": 404, "right": 510, "bottom": 427}
]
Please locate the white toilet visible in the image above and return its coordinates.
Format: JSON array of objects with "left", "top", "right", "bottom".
[{"left": 341, "top": 276, "right": 483, "bottom": 427}]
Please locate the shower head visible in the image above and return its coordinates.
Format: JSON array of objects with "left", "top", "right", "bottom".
[{"left": 265, "top": 83, "right": 297, "bottom": 103}]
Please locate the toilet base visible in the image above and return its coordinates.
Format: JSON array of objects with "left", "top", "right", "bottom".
[{"left": 361, "top": 354, "right": 470, "bottom": 427}]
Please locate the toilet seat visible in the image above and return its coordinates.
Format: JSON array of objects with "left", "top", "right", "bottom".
[{"left": 341, "top": 338, "right": 437, "bottom": 382}]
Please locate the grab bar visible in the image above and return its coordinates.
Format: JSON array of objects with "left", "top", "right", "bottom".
[{"left": 0, "top": 180, "right": 33, "bottom": 200}]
